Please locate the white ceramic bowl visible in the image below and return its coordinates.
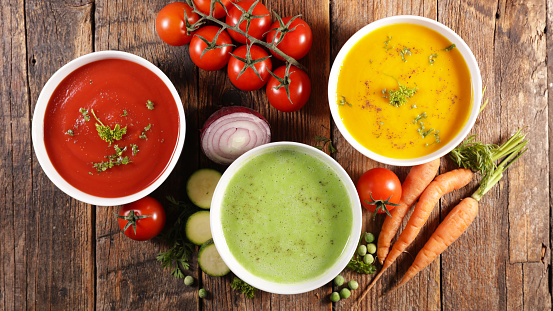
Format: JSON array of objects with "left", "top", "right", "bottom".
[
  {"left": 31, "top": 51, "right": 186, "bottom": 206},
  {"left": 210, "top": 142, "right": 362, "bottom": 294},
  {"left": 328, "top": 15, "right": 482, "bottom": 166}
]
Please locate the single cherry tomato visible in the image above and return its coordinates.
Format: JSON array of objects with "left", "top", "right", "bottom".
[
  {"left": 193, "top": 0, "right": 236, "bottom": 19},
  {"left": 155, "top": 2, "right": 200, "bottom": 46},
  {"left": 189, "top": 26, "right": 234, "bottom": 71},
  {"left": 266, "top": 65, "right": 311, "bottom": 112},
  {"left": 117, "top": 196, "right": 166, "bottom": 241},
  {"left": 225, "top": 0, "right": 271, "bottom": 44},
  {"left": 356, "top": 168, "right": 402, "bottom": 218},
  {"left": 228, "top": 45, "right": 272, "bottom": 91},
  {"left": 266, "top": 16, "right": 313, "bottom": 61}
]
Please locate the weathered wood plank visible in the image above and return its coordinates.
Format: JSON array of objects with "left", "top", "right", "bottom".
[
  {"left": 330, "top": 1, "right": 440, "bottom": 310},
  {"left": 0, "top": 1, "right": 30, "bottom": 310},
  {"left": 199, "top": 0, "right": 332, "bottom": 308},
  {"left": 93, "top": 1, "right": 200, "bottom": 310},
  {"left": 24, "top": 0, "right": 95, "bottom": 310}
]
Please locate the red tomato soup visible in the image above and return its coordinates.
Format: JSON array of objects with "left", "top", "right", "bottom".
[{"left": 44, "top": 59, "right": 180, "bottom": 198}]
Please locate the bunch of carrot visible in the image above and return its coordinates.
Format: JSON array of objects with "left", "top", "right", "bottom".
[{"left": 358, "top": 129, "right": 528, "bottom": 302}]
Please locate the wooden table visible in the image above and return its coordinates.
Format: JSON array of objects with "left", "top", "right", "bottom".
[{"left": 1, "top": 0, "right": 551, "bottom": 310}]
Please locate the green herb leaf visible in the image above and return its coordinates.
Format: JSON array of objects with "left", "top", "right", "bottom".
[
  {"left": 338, "top": 95, "right": 352, "bottom": 107},
  {"left": 139, "top": 124, "right": 152, "bottom": 140},
  {"left": 399, "top": 46, "right": 411, "bottom": 62},
  {"left": 146, "top": 100, "right": 155, "bottom": 110},
  {"left": 231, "top": 277, "right": 257, "bottom": 299},
  {"left": 429, "top": 53, "right": 438, "bottom": 64},
  {"left": 314, "top": 136, "right": 337, "bottom": 154},
  {"left": 121, "top": 110, "right": 128, "bottom": 117},
  {"left": 388, "top": 85, "right": 417, "bottom": 107},
  {"left": 131, "top": 144, "right": 139, "bottom": 155},
  {"left": 91, "top": 109, "right": 127, "bottom": 146},
  {"left": 66, "top": 129, "right": 74, "bottom": 136},
  {"left": 443, "top": 44, "right": 456, "bottom": 51},
  {"left": 80, "top": 108, "right": 91, "bottom": 121}
]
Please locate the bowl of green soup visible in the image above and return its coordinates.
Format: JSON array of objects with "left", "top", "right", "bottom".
[{"left": 210, "top": 142, "right": 362, "bottom": 294}]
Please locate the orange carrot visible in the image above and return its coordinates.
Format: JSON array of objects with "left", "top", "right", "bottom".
[
  {"left": 377, "top": 158, "right": 441, "bottom": 264},
  {"left": 358, "top": 168, "right": 473, "bottom": 300},
  {"left": 393, "top": 197, "right": 478, "bottom": 289}
]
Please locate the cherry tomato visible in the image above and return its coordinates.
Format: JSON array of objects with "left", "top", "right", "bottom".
[
  {"left": 226, "top": 0, "right": 271, "bottom": 44},
  {"left": 228, "top": 45, "right": 272, "bottom": 91},
  {"left": 266, "top": 65, "right": 311, "bottom": 112},
  {"left": 117, "top": 196, "right": 166, "bottom": 241},
  {"left": 190, "top": 26, "right": 234, "bottom": 71},
  {"left": 266, "top": 16, "right": 313, "bottom": 61},
  {"left": 356, "top": 168, "right": 402, "bottom": 218},
  {"left": 193, "top": 0, "right": 236, "bottom": 19},
  {"left": 155, "top": 2, "right": 200, "bottom": 46}
]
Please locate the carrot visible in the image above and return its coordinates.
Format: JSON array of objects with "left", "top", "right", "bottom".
[
  {"left": 358, "top": 168, "right": 473, "bottom": 300},
  {"left": 377, "top": 158, "right": 441, "bottom": 264},
  {"left": 394, "top": 197, "right": 478, "bottom": 289},
  {"left": 392, "top": 129, "right": 528, "bottom": 290}
]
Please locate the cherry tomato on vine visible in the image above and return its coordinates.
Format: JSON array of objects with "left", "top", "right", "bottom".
[
  {"left": 226, "top": 0, "right": 271, "bottom": 44},
  {"left": 117, "top": 196, "right": 166, "bottom": 241},
  {"left": 356, "top": 168, "right": 402, "bottom": 218},
  {"left": 266, "top": 65, "right": 311, "bottom": 112},
  {"left": 193, "top": 0, "right": 236, "bottom": 19},
  {"left": 266, "top": 16, "right": 313, "bottom": 61},
  {"left": 190, "top": 26, "right": 234, "bottom": 71},
  {"left": 228, "top": 45, "right": 272, "bottom": 91},
  {"left": 155, "top": 2, "right": 200, "bottom": 46}
]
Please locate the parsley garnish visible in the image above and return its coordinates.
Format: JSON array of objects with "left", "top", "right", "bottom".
[
  {"left": 429, "top": 53, "right": 438, "bottom": 64},
  {"left": 91, "top": 109, "right": 127, "bottom": 146},
  {"left": 387, "top": 85, "right": 418, "bottom": 107},
  {"left": 443, "top": 44, "right": 456, "bottom": 51},
  {"left": 66, "top": 129, "right": 74, "bottom": 136},
  {"left": 314, "top": 136, "right": 337, "bottom": 154},
  {"left": 92, "top": 145, "right": 131, "bottom": 173},
  {"left": 139, "top": 123, "right": 151, "bottom": 139},
  {"left": 80, "top": 108, "right": 90, "bottom": 121},
  {"left": 347, "top": 234, "right": 377, "bottom": 274},
  {"left": 338, "top": 95, "right": 352, "bottom": 107},
  {"left": 131, "top": 144, "right": 139, "bottom": 155},
  {"left": 399, "top": 46, "right": 411, "bottom": 62},
  {"left": 383, "top": 36, "right": 393, "bottom": 50},
  {"left": 231, "top": 277, "right": 257, "bottom": 299},
  {"left": 146, "top": 100, "right": 155, "bottom": 110},
  {"left": 121, "top": 110, "right": 128, "bottom": 117}
]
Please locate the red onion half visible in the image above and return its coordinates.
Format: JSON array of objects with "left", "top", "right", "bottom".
[{"left": 201, "top": 106, "right": 271, "bottom": 165}]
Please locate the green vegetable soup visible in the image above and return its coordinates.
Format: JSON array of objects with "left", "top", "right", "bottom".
[{"left": 221, "top": 148, "right": 353, "bottom": 284}]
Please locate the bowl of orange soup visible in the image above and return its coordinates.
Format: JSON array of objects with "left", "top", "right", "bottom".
[
  {"left": 32, "top": 51, "right": 186, "bottom": 206},
  {"left": 329, "top": 16, "right": 482, "bottom": 166}
]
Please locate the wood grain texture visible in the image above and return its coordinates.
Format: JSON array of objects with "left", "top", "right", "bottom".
[
  {"left": 94, "top": 1, "right": 200, "bottom": 310},
  {"left": 0, "top": 1, "right": 29, "bottom": 310},
  {"left": 24, "top": 0, "right": 96, "bottom": 310}
]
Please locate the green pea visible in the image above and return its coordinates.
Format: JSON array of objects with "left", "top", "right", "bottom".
[
  {"left": 340, "top": 288, "right": 351, "bottom": 299},
  {"left": 357, "top": 244, "right": 367, "bottom": 256},
  {"left": 334, "top": 275, "right": 344, "bottom": 286},
  {"left": 348, "top": 280, "right": 359, "bottom": 290},
  {"left": 367, "top": 243, "right": 377, "bottom": 254},
  {"left": 330, "top": 292, "right": 340, "bottom": 302},
  {"left": 365, "top": 232, "right": 375, "bottom": 243},
  {"left": 184, "top": 276, "right": 194, "bottom": 286},
  {"left": 363, "top": 254, "right": 374, "bottom": 264},
  {"left": 198, "top": 288, "right": 207, "bottom": 299}
]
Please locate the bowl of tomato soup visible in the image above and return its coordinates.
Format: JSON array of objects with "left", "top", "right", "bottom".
[
  {"left": 328, "top": 15, "right": 482, "bottom": 166},
  {"left": 32, "top": 51, "right": 185, "bottom": 206},
  {"left": 210, "top": 142, "right": 362, "bottom": 294}
]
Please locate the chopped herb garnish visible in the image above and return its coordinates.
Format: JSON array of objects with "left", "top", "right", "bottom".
[
  {"left": 338, "top": 95, "right": 352, "bottom": 107},
  {"left": 121, "top": 110, "right": 128, "bottom": 117},
  {"left": 384, "top": 36, "right": 393, "bottom": 50},
  {"left": 231, "top": 277, "right": 257, "bottom": 299},
  {"left": 413, "top": 112, "right": 427, "bottom": 124},
  {"left": 131, "top": 144, "right": 139, "bottom": 155},
  {"left": 421, "top": 128, "right": 434, "bottom": 138},
  {"left": 314, "top": 136, "right": 337, "bottom": 154},
  {"left": 388, "top": 85, "right": 418, "bottom": 107},
  {"left": 91, "top": 109, "right": 127, "bottom": 146},
  {"left": 80, "top": 108, "right": 90, "bottom": 121},
  {"left": 66, "top": 129, "right": 74, "bottom": 136},
  {"left": 92, "top": 145, "right": 132, "bottom": 173},
  {"left": 88, "top": 172, "right": 93, "bottom": 175},
  {"left": 443, "top": 44, "right": 456, "bottom": 51},
  {"left": 411, "top": 105, "right": 417, "bottom": 109},
  {"left": 369, "top": 59, "right": 373, "bottom": 63},
  {"left": 429, "top": 53, "right": 438, "bottom": 64},
  {"left": 399, "top": 46, "right": 411, "bottom": 62},
  {"left": 139, "top": 123, "right": 152, "bottom": 140},
  {"left": 146, "top": 100, "right": 155, "bottom": 110}
]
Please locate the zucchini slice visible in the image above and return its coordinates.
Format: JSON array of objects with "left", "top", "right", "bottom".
[
  {"left": 186, "top": 169, "right": 222, "bottom": 209},
  {"left": 185, "top": 211, "right": 212, "bottom": 245},
  {"left": 198, "top": 239, "right": 230, "bottom": 277}
]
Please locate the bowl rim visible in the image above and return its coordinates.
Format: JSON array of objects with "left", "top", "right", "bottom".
[
  {"left": 328, "top": 15, "right": 482, "bottom": 166},
  {"left": 31, "top": 50, "right": 186, "bottom": 206},
  {"left": 210, "top": 141, "right": 362, "bottom": 294}
]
